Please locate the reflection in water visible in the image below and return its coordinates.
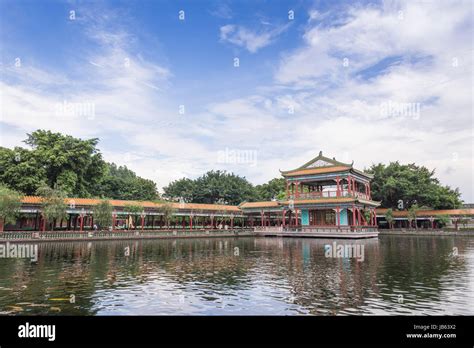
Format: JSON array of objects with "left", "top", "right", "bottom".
[{"left": 0, "top": 236, "right": 473, "bottom": 315}]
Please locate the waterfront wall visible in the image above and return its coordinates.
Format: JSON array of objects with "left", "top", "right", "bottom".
[
  {"left": 0, "top": 229, "right": 254, "bottom": 243},
  {"left": 379, "top": 229, "right": 474, "bottom": 236}
]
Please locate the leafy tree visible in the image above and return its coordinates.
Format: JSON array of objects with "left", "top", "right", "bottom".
[
  {"left": 407, "top": 204, "right": 419, "bottom": 229},
  {"left": 158, "top": 202, "right": 175, "bottom": 228},
  {"left": 436, "top": 214, "right": 450, "bottom": 228},
  {"left": 384, "top": 208, "right": 394, "bottom": 229},
  {"left": 255, "top": 178, "right": 286, "bottom": 201},
  {"left": 36, "top": 185, "right": 67, "bottom": 231},
  {"left": 162, "top": 178, "right": 195, "bottom": 202},
  {"left": 0, "top": 185, "right": 23, "bottom": 232},
  {"left": 366, "top": 162, "right": 462, "bottom": 209},
  {"left": 0, "top": 130, "right": 159, "bottom": 201},
  {"left": 0, "top": 147, "right": 47, "bottom": 195},
  {"left": 98, "top": 163, "right": 158, "bottom": 201},
  {"left": 94, "top": 200, "right": 113, "bottom": 230},
  {"left": 25, "top": 130, "right": 106, "bottom": 196},
  {"left": 163, "top": 170, "right": 257, "bottom": 205},
  {"left": 362, "top": 209, "right": 372, "bottom": 225}
]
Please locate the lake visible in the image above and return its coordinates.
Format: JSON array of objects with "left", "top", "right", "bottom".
[{"left": 0, "top": 235, "right": 473, "bottom": 315}]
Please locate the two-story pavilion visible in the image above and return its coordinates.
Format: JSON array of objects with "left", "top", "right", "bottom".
[{"left": 240, "top": 152, "right": 380, "bottom": 233}]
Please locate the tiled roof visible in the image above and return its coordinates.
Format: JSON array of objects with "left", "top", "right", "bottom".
[
  {"left": 282, "top": 166, "right": 351, "bottom": 177},
  {"left": 239, "top": 201, "right": 280, "bottom": 209},
  {"left": 376, "top": 208, "right": 474, "bottom": 216},
  {"left": 21, "top": 196, "right": 240, "bottom": 212}
]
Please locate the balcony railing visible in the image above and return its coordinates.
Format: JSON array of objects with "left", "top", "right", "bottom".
[{"left": 288, "top": 190, "right": 370, "bottom": 200}]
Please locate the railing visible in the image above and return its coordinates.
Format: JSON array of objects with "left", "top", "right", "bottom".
[
  {"left": 254, "top": 226, "right": 378, "bottom": 233},
  {"left": 288, "top": 190, "right": 370, "bottom": 200},
  {"left": 0, "top": 229, "right": 254, "bottom": 241}
]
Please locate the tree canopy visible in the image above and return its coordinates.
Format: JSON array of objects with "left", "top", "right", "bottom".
[
  {"left": 0, "top": 130, "right": 158, "bottom": 200},
  {"left": 0, "top": 185, "right": 23, "bottom": 231},
  {"left": 255, "top": 178, "right": 286, "bottom": 201},
  {"left": 164, "top": 170, "right": 258, "bottom": 205},
  {"left": 366, "top": 162, "right": 462, "bottom": 209}
]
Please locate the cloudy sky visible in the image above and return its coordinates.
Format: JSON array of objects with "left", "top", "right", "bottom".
[{"left": 0, "top": 0, "right": 472, "bottom": 201}]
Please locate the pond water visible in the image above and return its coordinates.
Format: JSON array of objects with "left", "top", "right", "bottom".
[{"left": 0, "top": 235, "right": 473, "bottom": 315}]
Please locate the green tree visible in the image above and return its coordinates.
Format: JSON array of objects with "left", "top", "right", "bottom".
[
  {"left": 407, "top": 204, "right": 419, "bottom": 229},
  {"left": 0, "top": 130, "right": 159, "bottom": 201},
  {"left": 436, "top": 214, "right": 451, "bottom": 228},
  {"left": 0, "top": 185, "right": 23, "bottom": 232},
  {"left": 25, "top": 130, "right": 106, "bottom": 196},
  {"left": 255, "top": 178, "right": 286, "bottom": 201},
  {"left": 366, "top": 162, "right": 462, "bottom": 209},
  {"left": 0, "top": 147, "right": 47, "bottom": 195},
  {"left": 162, "top": 178, "right": 195, "bottom": 202},
  {"left": 94, "top": 200, "right": 113, "bottom": 230},
  {"left": 36, "top": 185, "right": 67, "bottom": 231},
  {"left": 163, "top": 170, "right": 257, "bottom": 205},
  {"left": 158, "top": 202, "right": 175, "bottom": 228},
  {"left": 97, "top": 163, "right": 158, "bottom": 201},
  {"left": 384, "top": 208, "right": 394, "bottom": 229}
]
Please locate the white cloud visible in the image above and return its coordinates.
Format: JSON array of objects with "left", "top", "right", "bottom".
[{"left": 219, "top": 23, "right": 289, "bottom": 53}]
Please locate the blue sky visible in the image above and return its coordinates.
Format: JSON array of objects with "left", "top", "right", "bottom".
[{"left": 0, "top": 0, "right": 472, "bottom": 201}]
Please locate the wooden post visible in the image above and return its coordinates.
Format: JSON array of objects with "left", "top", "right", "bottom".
[
  {"left": 80, "top": 214, "right": 84, "bottom": 232},
  {"left": 352, "top": 205, "right": 356, "bottom": 227}
]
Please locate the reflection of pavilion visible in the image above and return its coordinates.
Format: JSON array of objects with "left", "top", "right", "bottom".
[{"left": 240, "top": 152, "right": 380, "bottom": 238}]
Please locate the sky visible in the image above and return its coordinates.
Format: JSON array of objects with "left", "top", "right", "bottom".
[{"left": 0, "top": 0, "right": 472, "bottom": 201}]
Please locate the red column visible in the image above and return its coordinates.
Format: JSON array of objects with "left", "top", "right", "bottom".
[
  {"left": 80, "top": 214, "right": 84, "bottom": 232},
  {"left": 189, "top": 215, "right": 193, "bottom": 230},
  {"left": 368, "top": 184, "right": 371, "bottom": 200},
  {"left": 231, "top": 217, "right": 234, "bottom": 229},
  {"left": 336, "top": 177, "right": 340, "bottom": 197},
  {"left": 352, "top": 205, "right": 356, "bottom": 226},
  {"left": 141, "top": 215, "right": 145, "bottom": 231},
  {"left": 336, "top": 206, "right": 340, "bottom": 227},
  {"left": 282, "top": 210, "right": 286, "bottom": 227},
  {"left": 295, "top": 182, "right": 300, "bottom": 199},
  {"left": 260, "top": 211, "right": 264, "bottom": 227},
  {"left": 112, "top": 214, "right": 116, "bottom": 231},
  {"left": 295, "top": 209, "right": 298, "bottom": 227},
  {"left": 357, "top": 208, "right": 361, "bottom": 226}
]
